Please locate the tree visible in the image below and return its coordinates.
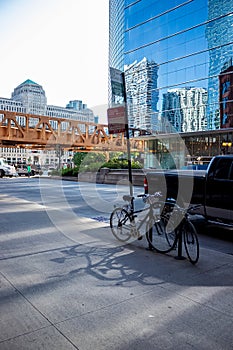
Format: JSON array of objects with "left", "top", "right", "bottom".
[
  {"left": 72, "top": 152, "right": 106, "bottom": 171},
  {"left": 72, "top": 152, "right": 86, "bottom": 168}
]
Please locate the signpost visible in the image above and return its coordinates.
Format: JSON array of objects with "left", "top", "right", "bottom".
[
  {"left": 108, "top": 67, "right": 133, "bottom": 198},
  {"left": 109, "top": 67, "right": 125, "bottom": 105},
  {"left": 107, "top": 106, "right": 126, "bottom": 134}
]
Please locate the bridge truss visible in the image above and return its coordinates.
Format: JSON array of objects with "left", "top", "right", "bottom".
[{"left": 0, "top": 110, "right": 144, "bottom": 152}]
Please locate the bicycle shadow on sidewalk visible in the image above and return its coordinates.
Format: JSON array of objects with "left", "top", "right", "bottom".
[{"left": 49, "top": 225, "right": 233, "bottom": 289}]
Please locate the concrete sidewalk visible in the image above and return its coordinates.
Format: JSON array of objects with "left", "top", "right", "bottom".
[{"left": 0, "top": 213, "right": 233, "bottom": 350}]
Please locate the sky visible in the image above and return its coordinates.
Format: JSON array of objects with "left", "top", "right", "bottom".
[{"left": 0, "top": 0, "right": 109, "bottom": 121}]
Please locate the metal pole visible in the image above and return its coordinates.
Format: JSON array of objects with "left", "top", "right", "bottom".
[
  {"left": 121, "top": 72, "right": 133, "bottom": 199},
  {"left": 175, "top": 229, "right": 186, "bottom": 260}
]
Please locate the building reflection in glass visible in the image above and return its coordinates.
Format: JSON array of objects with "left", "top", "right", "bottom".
[
  {"left": 114, "top": 0, "right": 233, "bottom": 133},
  {"left": 109, "top": 0, "right": 233, "bottom": 167}
]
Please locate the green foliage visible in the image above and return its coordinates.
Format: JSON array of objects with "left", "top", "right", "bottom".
[
  {"left": 131, "top": 160, "right": 143, "bottom": 169},
  {"left": 60, "top": 151, "right": 142, "bottom": 175},
  {"left": 84, "top": 152, "right": 106, "bottom": 163},
  {"left": 61, "top": 167, "right": 74, "bottom": 177},
  {"left": 101, "top": 160, "right": 121, "bottom": 169},
  {"left": 50, "top": 169, "right": 61, "bottom": 176},
  {"left": 72, "top": 167, "right": 79, "bottom": 177},
  {"left": 73, "top": 152, "right": 106, "bottom": 172},
  {"left": 61, "top": 166, "right": 79, "bottom": 177},
  {"left": 100, "top": 159, "right": 142, "bottom": 169},
  {"left": 79, "top": 162, "right": 104, "bottom": 172},
  {"left": 72, "top": 153, "right": 86, "bottom": 168}
]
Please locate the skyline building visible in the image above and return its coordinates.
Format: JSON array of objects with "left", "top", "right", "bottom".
[
  {"left": 108, "top": 0, "right": 125, "bottom": 105},
  {"left": 206, "top": 0, "right": 233, "bottom": 129},
  {"left": 11, "top": 79, "right": 47, "bottom": 116},
  {"left": 109, "top": 0, "right": 233, "bottom": 132},
  {"left": 162, "top": 87, "right": 208, "bottom": 133},
  {"left": 7, "top": 79, "right": 94, "bottom": 123},
  {"left": 124, "top": 57, "right": 159, "bottom": 132},
  {"left": 0, "top": 79, "right": 95, "bottom": 165}
]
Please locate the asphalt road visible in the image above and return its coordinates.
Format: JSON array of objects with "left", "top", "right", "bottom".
[{"left": 1, "top": 176, "right": 232, "bottom": 255}]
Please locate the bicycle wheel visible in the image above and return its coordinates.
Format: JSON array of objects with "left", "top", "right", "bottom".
[
  {"left": 110, "top": 208, "right": 132, "bottom": 242},
  {"left": 183, "top": 220, "right": 199, "bottom": 264},
  {"left": 146, "top": 214, "right": 177, "bottom": 253}
]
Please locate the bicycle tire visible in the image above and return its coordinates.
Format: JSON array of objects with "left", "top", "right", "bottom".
[
  {"left": 183, "top": 220, "right": 199, "bottom": 264},
  {"left": 146, "top": 214, "right": 177, "bottom": 253},
  {"left": 110, "top": 208, "right": 132, "bottom": 242}
]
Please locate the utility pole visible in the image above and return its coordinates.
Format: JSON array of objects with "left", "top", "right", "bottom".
[{"left": 55, "top": 144, "right": 63, "bottom": 169}]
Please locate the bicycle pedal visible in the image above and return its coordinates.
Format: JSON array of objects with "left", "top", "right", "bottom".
[{"left": 137, "top": 235, "right": 143, "bottom": 240}]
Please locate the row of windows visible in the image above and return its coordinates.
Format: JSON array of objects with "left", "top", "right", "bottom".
[
  {"left": 0, "top": 105, "right": 25, "bottom": 112},
  {"left": 0, "top": 147, "right": 27, "bottom": 153}
]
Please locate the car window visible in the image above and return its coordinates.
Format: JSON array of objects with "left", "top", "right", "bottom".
[
  {"left": 214, "top": 158, "right": 231, "bottom": 180},
  {"left": 229, "top": 162, "right": 233, "bottom": 180}
]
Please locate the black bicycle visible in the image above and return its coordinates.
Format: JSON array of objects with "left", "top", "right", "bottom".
[
  {"left": 110, "top": 193, "right": 199, "bottom": 264},
  {"left": 110, "top": 192, "right": 161, "bottom": 240},
  {"left": 110, "top": 192, "right": 177, "bottom": 249},
  {"left": 146, "top": 200, "right": 200, "bottom": 264}
]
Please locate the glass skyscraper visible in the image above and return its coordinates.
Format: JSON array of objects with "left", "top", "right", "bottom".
[{"left": 109, "top": 0, "right": 233, "bottom": 133}]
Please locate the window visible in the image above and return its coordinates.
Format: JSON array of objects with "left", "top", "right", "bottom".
[
  {"left": 229, "top": 162, "right": 233, "bottom": 180},
  {"left": 214, "top": 158, "right": 231, "bottom": 179}
]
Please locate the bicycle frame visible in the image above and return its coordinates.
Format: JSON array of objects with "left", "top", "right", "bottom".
[
  {"left": 110, "top": 194, "right": 200, "bottom": 264},
  {"left": 122, "top": 194, "right": 166, "bottom": 237}
]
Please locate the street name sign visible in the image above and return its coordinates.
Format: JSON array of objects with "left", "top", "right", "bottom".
[{"left": 107, "top": 106, "right": 126, "bottom": 134}]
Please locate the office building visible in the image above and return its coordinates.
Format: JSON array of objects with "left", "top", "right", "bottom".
[
  {"left": 162, "top": 87, "right": 208, "bottom": 133},
  {"left": 108, "top": 0, "right": 125, "bottom": 105},
  {"left": 109, "top": 0, "right": 233, "bottom": 133},
  {"left": 12, "top": 79, "right": 47, "bottom": 116},
  {"left": 0, "top": 79, "right": 95, "bottom": 165},
  {"left": 124, "top": 57, "right": 159, "bottom": 132}
]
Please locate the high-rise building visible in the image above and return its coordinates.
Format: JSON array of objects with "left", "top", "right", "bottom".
[
  {"left": 124, "top": 57, "right": 159, "bottom": 132},
  {"left": 109, "top": 0, "right": 233, "bottom": 132},
  {"left": 12, "top": 79, "right": 47, "bottom": 115},
  {"left": 108, "top": 0, "right": 125, "bottom": 105},
  {"left": 162, "top": 87, "right": 208, "bottom": 133}
]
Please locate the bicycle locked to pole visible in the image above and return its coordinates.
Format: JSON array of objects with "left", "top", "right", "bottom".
[{"left": 109, "top": 192, "right": 200, "bottom": 264}]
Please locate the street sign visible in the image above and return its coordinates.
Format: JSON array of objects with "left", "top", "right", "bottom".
[
  {"left": 109, "top": 68, "right": 133, "bottom": 197},
  {"left": 110, "top": 67, "right": 125, "bottom": 105},
  {"left": 107, "top": 106, "right": 126, "bottom": 134}
]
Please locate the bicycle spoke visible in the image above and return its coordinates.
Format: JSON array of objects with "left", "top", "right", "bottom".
[
  {"left": 110, "top": 208, "right": 132, "bottom": 242},
  {"left": 146, "top": 214, "right": 177, "bottom": 253}
]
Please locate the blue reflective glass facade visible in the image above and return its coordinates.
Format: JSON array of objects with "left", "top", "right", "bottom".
[{"left": 109, "top": 0, "right": 233, "bottom": 132}]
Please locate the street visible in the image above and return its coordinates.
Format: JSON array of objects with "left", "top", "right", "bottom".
[
  {"left": 0, "top": 177, "right": 233, "bottom": 349},
  {"left": 1, "top": 177, "right": 232, "bottom": 256}
]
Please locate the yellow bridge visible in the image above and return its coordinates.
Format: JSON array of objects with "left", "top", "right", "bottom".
[{"left": 0, "top": 110, "right": 144, "bottom": 152}]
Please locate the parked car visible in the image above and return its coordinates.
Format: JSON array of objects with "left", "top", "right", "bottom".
[
  {"left": 144, "top": 155, "right": 233, "bottom": 229},
  {"left": 31, "top": 165, "right": 43, "bottom": 176},
  {"left": 0, "top": 158, "right": 17, "bottom": 178},
  {"left": 47, "top": 167, "right": 56, "bottom": 176},
  {"left": 16, "top": 164, "right": 30, "bottom": 176}
]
